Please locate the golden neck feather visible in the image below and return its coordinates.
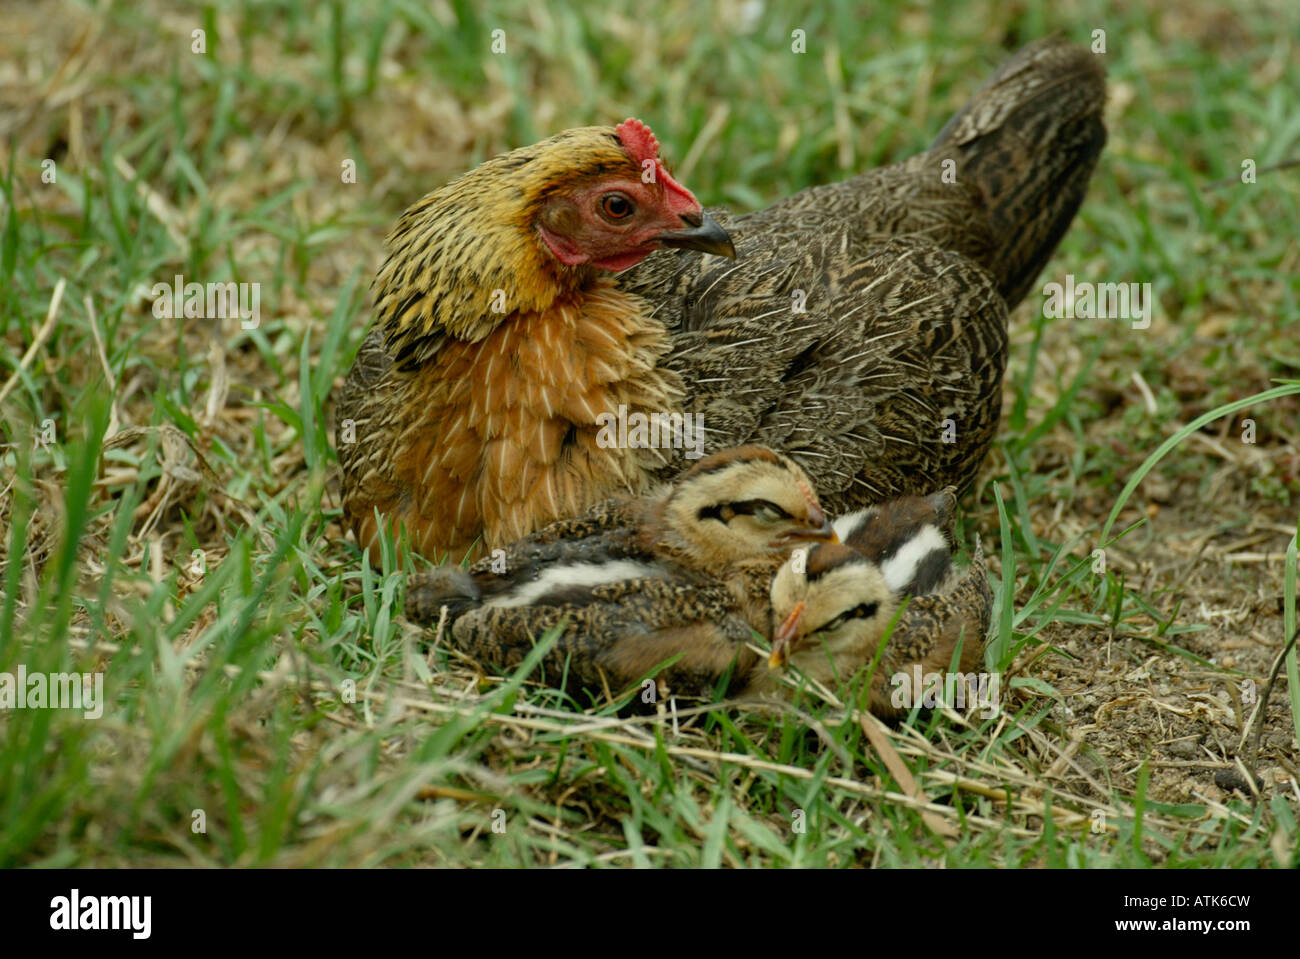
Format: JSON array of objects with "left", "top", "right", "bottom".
[{"left": 372, "top": 127, "right": 637, "bottom": 369}]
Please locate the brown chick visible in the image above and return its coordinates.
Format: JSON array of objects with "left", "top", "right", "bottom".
[
  {"left": 411, "top": 474, "right": 989, "bottom": 718},
  {"left": 405, "top": 444, "right": 833, "bottom": 634},
  {"left": 407, "top": 445, "right": 841, "bottom": 704}
]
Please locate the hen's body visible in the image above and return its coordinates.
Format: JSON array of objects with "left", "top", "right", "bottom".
[{"left": 337, "top": 38, "right": 1106, "bottom": 560}]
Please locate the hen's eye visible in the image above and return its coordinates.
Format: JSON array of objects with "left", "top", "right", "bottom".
[{"left": 601, "top": 193, "right": 635, "bottom": 220}]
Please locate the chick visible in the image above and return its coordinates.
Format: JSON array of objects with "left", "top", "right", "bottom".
[
  {"left": 766, "top": 538, "right": 991, "bottom": 717},
  {"left": 410, "top": 473, "right": 991, "bottom": 718},
  {"left": 405, "top": 446, "right": 836, "bottom": 699},
  {"left": 833, "top": 487, "right": 957, "bottom": 595}
]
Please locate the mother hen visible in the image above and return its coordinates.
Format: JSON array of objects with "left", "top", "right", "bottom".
[{"left": 336, "top": 37, "right": 1106, "bottom": 561}]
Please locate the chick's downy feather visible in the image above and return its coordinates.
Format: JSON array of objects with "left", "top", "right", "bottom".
[{"left": 337, "top": 38, "right": 1106, "bottom": 561}]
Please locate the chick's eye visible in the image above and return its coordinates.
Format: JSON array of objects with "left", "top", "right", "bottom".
[
  {"left": 752, "top": 501, "right": 791, "bottom": 524},
  {"left": 600, "top": 193, "right": 635, "bottom": 220},
  {"left": 817, "top": 602, "right": 879, "bottom": 635},
  {"left": 821, "top": 613, "right": 849, "bottom": 633}
]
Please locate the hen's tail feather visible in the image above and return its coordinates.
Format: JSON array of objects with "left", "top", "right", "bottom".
[{"left": 928, "top": 36, "right": 1107, "bottom": 309}]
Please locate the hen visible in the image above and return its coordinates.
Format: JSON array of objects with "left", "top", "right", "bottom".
[{"left": 337, "top": 37, "right": 1106, "bottom": 561}]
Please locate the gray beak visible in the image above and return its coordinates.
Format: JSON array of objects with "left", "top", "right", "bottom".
[{"left": 655, "top": 211, "right": 737, "bottom": 259}]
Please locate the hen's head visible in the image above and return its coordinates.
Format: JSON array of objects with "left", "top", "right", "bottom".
[
  {"left": 375, "top": 118, "right": 735, "bottom": 360},
  {"left": 533, "top": 119, "right": 735, "bottom": 272}
]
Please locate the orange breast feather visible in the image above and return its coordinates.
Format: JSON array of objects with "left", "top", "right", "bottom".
[{"left": 384, "top": 281, "right": 679, "bottom": 560}]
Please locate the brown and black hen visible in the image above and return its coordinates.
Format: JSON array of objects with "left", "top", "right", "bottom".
[{"left": 337, "top": 37, "right": 1106, "bottom": 561}]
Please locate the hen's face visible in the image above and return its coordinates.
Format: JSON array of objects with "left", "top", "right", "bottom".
[
  {"left": 374, "top": 118, "right": 736, "bottom": 349},
  {"left": 532, "top": 118, "right": 734, "bottom": 272},
  {"left": 535, "top": 174, "right": 734, "bottom": 272}
]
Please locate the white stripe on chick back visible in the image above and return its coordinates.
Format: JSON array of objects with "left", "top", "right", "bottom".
[{"left": 484, "top": 560, "right": 666, "bottom": 608}]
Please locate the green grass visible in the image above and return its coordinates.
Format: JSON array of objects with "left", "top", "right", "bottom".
[{"left": 1, "top": 0, "right": 1298, "bottom": 867}]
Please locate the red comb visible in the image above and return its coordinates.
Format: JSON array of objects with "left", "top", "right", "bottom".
[
  {"left": 615, "top": 118, "right": 661, "bottom": 164},
  {"left": 614, "top": 117, "right": 700, "bottom": 216}
]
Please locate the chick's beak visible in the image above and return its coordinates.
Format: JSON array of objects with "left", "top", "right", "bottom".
[
  {"left": 655, "top": 211, "right": 737, "bottom": 259},
  {"left": 809, "top": 504, "right": 839, "bottom": 543},
  {"left": 769, "top": 601, "right": 805, "bottom": 669},
  {"left": 772, "top": 507, "right": 838, "bottom": 547}
]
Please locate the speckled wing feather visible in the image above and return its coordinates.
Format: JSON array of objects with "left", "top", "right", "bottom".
[
  {"left": 616, "top": 37, "right": 1105, "bottom": 511},
  {"left": 448, "top": 577, "right": 760, "bottom": 702},
  {"left": 404, "top": 496, "right": 650, "bottom": 621},
  {"left": 649, "top": 239, "right": 1009, "bottom": 513},
  {"left": 887, "top": 543, "right": 993, "bottom": 674}
]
